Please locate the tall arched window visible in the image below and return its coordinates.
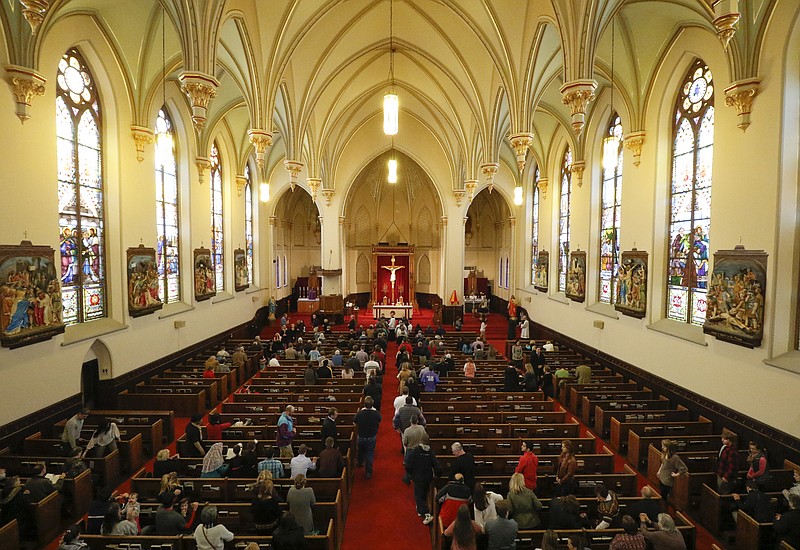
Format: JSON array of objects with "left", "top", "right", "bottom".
[
  {"left": 599, "top": 114, "right": 623, "bottom": 304},
  {"left": 210, "top": 142, "right": 225, "bottom": 292},
  {"left": 667, "top": 60, "right": 714, "bottom": 325},
  {"left": 558, "top": 148, "right": 573, "bottom": 293},
  {"left": 56, "top": 49, "right": 106, "bottom": 325},
  {"left": 531, "top": 166, "right": 540, "bottom": 285},
  {"left": 244, "top": 165, "right": 254, "bottom": 286},
  {"left": 155, "top": 107, "right": 180, "bottom": 303}
]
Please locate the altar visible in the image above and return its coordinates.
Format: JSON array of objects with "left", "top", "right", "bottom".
[
  {"left": 369, "top": 245, "right": 417, "bottom": 311},
  {"left": 373, "top": 304, "right": 413, "bottom": 320}
]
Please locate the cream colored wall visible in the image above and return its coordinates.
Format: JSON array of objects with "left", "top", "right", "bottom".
[
  {"left": 0, "top": 20, "right": 263, "bottom": 427},
  {"left": 515, "top": 26, "right": 800, "bottom": 438}
]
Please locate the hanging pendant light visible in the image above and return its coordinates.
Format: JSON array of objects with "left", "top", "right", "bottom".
[
  {"left": 260, "top": 182, "right": 270, "bottom": 203},
  {"left": 513, "top": 185, "right": 523, "bottom": 205},
  {"left": 602, "top": 13, "right": 619, "bottom": 171},
  {"left": 388, "top": 158, "right": 398, "bottom": 183},
  {"left": 383, "top": 0, "right": 398, "bottom": 135}
]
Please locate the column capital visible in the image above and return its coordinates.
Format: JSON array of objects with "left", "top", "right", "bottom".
[
  {"left": 713, "top": 0, "right": 740, "bottom": 51},
  {"left": 5, "top": 65, "right": 46, "bottom": 123},
  {"left": 570, "top": 160, "right": 586, "bottom": 188},
  {"left": 130, "top": 125, "right": 154, "bottom": 162},
  {"left": 20, "top": 1, "right": 49, "bottom": 34},
  {"left": 307, "top": 177, "right": 321, "bottom": 203},
  {"left": 235, "top": 175, "right": 248, "bottom": 197},
  {"left": 508, "top": 132, "right": 534, "bottom": 173},
  {"left": 248, "top": 129, "right": 273, "bottom": 169},
  {"left": 179, "top": 72, "right": 219, "bottom": 132},
  {"left": 284, "top": 160, "right": 303, "bottom": 191},
  {"left": 623, "top": 131, "right": 646, "bottom": 167},
  {"left": 480, "top": 163, "right": 500, "bottom": 193},
  {"left": 537, "top": 177, "right": 549, "bottom": 200},
  {"left": 724, "top": 78, "right": 760, "bottom": 132},
  {"left": 195, "top": 156, "right": 211, "bottom": 185},
  {"left": 560, "top": 79, "right": 597, "bottom": 136}
]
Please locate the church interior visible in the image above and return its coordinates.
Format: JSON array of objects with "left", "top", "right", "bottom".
[{"left": 0, "top": 1, "right": 799, "bottom": 549}]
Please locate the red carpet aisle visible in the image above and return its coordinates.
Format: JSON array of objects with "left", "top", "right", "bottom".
[{"left": 340, "top": 335, "right": 433, "bottom": 550}]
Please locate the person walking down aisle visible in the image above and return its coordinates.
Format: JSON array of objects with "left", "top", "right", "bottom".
[{"left": 354, "top": 396, "right": 381, "bottom": 479}]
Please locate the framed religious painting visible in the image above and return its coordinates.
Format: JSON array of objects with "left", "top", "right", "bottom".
[
  {"left": 234, "top": 248, "right": 249, "bottom": 292},
  {"left": 0, "top": 241, "right": 66, "bottom": 348},
  {"left": 194, "top": 247, "right": 216, "bottom": 302},
  {"left": 126, "top": 245, "right": 162, "bottom": 318},
  {"left": 703, "top": 245, "right": 767, "bottom": 348},
  {"left": 565, "top": 250, "right": 586, "bottom": 303},
  {"left": 615, "top": 249, "right": 648, "bottom": 318},
  {"left": 534, "top": 250, "right": 549, "bottom": 292}
]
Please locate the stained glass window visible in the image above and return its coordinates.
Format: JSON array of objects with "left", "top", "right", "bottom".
[
  {"left": 558, "top": 148, "right": 573, "bottom": 293},
  {"left": 275, "top": 255, "right": 281, "bottom": 288},
  {"left": 244, "top": 166, "right": 254, "bottom": 286},
  {"left": 155, "top": 107, "right": 180, "bottom": 303},
  {"left": 505, "top": 257, "right": 510, "bottom": 289},
  {"left": 499, "top": 257, "right": 504, "bottom": 288},
  {"left": 667, "top": 60, "right": 714, "bottom": 325},
  {"left": 210, "top": 142, "right": 224, "bottom": 292},
  {"left": 283, "top": 254, "right": 288, "bottom": 288},
  {"left": 531, "top": 167, "right": 540, "bottom": 286},
  {"left": 600, "top": 114, "right": 623, "bottom": 304},
  {"left": 56, "top": 49, "right": 105, "bottom": 325}
]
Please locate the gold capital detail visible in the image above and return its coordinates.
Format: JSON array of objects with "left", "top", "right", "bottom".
[
  {"left": 195, "top": 157, "right": 211, "bottom": 185},
  {"left": 509, "top": 132, "right": 534, "bottom": 173},
  {"left": 537, "top": 177, "right": 549, "bottom": 200},
  {"left": 713, "top": 12, "right": 740, "bottom": 51},
  {"left": 20, "top": 0, "right": 49, "bottom": 34},
  {"left": 284, "top": 160, "right": 303, "bottom": 192},
  {"left": 570, "top": 161, "right": 586, "bottom": 188},
  {"left": 480, "top": 163, "right": 499, "bottom": 193},
  {"left": 464, "top": 179, "right": 478, "bottom": 203},
  {"left": 322, "top": 189, "right": 335, "bottom": 206},
  {"left": 453, "top": 189, "right": 466, "bottom": 207},
  {"left": 560, "top": 80, "right": 597, "bottom": 136},
  {"left": 179, "top": 72, "right": 219, "bottom": 132},
  {"left": 248, "top": 129, "right": 273, "bottom": 169},
  {"left": 130, "top": 125, "right": 154, "bottom": 162},
  {"left": 5, "top": 65, "right": 46, "bottom": 123},
  {"left": 235, "top": 175, "right": 247, "bottom": 197},
  {"left": 307, "top": 178, "right": 321, "bottom": 203},
  {"left": 623, "top": 131, "right": 646, "bottom": 167},
  {"left": 724, "top": 79, "right": 760, "bottom": 132}
]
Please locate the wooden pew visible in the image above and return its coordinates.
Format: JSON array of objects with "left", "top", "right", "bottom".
[
  {"left": 142, "top": 379, "right": 219, "bottom": 409},
  {"left": 24, "top": 431, "right": 143, "bottom": 474},
  {"left": 580, "top": 390, "right": 655, "bottom": 424},
  {"left": 118, "top": 386, "right": 206, "bottom": 417},
  {"left": 593, "top": 397, "right": 673, "bottom": 439},
  {"left": 736, "top": 509, "right": 774, "bottom": 549},
  {"left": 80, "top": 518, "right": 335, "bottom": 550},
  {"left": 0, "top": 448, "right": 120, "bottom": 488},
  {"left": 423, "top": 410, "right": 567, "bottom": 425},
  {"left": 628, "top": 433, "right": 719, "bottom": 471},
  {"left": 568, "top": 382, "right": 640, "bottom": 415},
  {"left": 437, "top": 451, "right": 615, "bottom": 477},
  {"left": 221, "top": 401, "right": 361, "bottom": 415},
  {"left": 0, "top": 519, "right": 20, "bottom": 550},
  {"left": 29, "top": 489, "right": 63, "bottom": 547},
  {"left": 594, "top": 405, "right": 688, "bottom": 438},
  {"left": 421, "top": 400, "right": 555, "bottom": 414},
  {"left": 427, "top": 436, "right": 597, "bottom": 457},
  {"left": 425, "top": 421, "right": 581, "bottom": 440},
  {"left": 610, "top": 415, "right": 712, "bottom": 453},
  {"left": 85, "top": 410, "right": 174, "bottom": 443},
  {"left": 54, "top": 418, "right": 163, "bottom": 458}
]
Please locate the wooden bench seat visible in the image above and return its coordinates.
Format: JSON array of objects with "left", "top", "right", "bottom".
[
  {"left": 118, "top": 387, "right": 206, "bottom": 417},
  {"left": 24, "top": 430, "right": 143, "bottom": 474},
  {"left": 611, "top": 415, "right": 712, "bottom": 453},
  {"left": 0, "top": 447, "right": 120, "bottom": 488}
]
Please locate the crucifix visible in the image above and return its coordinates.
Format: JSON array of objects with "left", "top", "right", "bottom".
[{"left": 381, "top": 255, "right": 405, "bottom": 304}]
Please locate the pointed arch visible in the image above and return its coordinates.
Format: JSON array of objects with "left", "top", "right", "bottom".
[
  {"left": 418, "top": 254, "right": 432, "bottom": 285},
  {"left": 356, "top": 254, "right": 370, "bottom": 284},
  {"left": 666, "top": 59, "right": 714, "bottom": 326},
  {"left": 355, "top": 206, "right": 371, "bottom": 246},
  {"left": 57, "top": 48, "right": 106, "bottom": 325},
  {"left": 599, "top": 113, "right": 623, "bottom": 304},
  {"left": 210, "top": 141, "right": 225, "bottom": 291},
  {"left": 417, "top": 207, "right": 434, "bottom": 247},
  {"left": 558, "top": 147, "right": 573, "bottom": 293}
]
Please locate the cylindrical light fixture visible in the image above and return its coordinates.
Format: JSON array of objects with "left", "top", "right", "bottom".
[
  {"left": 259, "top": 182, "right": 270, "bottom": 203},
  {"left": 155, "top": 131, "right": 173, "bottom": 169},
  {"left": 514, "top": 185, "right": 523, "bottom": 205},
  {"left": 384, "top": 93, "right": 398, "bottom": 135},
  {"left": 602, "top": 135, "right": 620, "bottom": 171},
  {"left": 387, "top": 158, "right": 398, "bottom": 183}
]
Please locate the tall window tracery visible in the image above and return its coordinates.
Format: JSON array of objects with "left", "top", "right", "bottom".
[
  {"left": 600, "top": 115, "right": 623, "bottom": 304},
  {"left": 210, "top": 142, "right": 225, "bottom": 292},
  {"left": 558, "top": 148, "right": 573, "bottom": 293},
  {"left": 667, "top": 60, "right": 714, "bottom": 326},
  {"left": 56, "top": 49, "right": 106, "bottom": 325},
  {"left": 244, "top": 165, "right": 254, "bottom": 286},
  {"left": 531, "top": 167, "right": 540, "bottom": 286},
  {"left": 155, "top": 107, "right": 180, "bottom": 303}
]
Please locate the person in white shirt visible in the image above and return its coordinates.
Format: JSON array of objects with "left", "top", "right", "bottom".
[
  {"left": 543, "top": 341, "right": 555, "bottom": 352},
  {"left": 194, "top": 506, "right": 234, "bottom": 550},
  {"left": 394, "top": 387, "right": 418, "bottom": 416},
  {"left": 290, "top": 444, "right": 317, "bottom": 479},
  {"left": 268, "top": 355, "right": 281, "bottom": 367},
  {"left": 519, "top": 315, "right": 530, "bottom": 339},
  {"left": 364, "top": 358, "right": 380, "bottom": 378},
  {"left": 84, "top": 418, "right": 121, "bottom": 458}
]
